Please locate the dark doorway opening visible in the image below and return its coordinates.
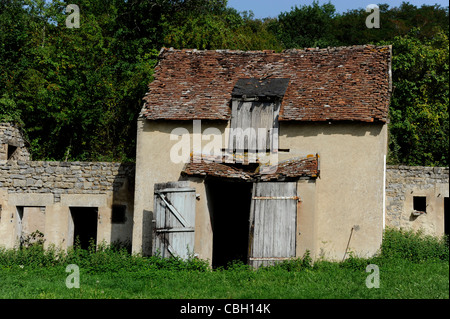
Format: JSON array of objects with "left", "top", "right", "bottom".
[
  {"left": 70, "top": 207, "right": 98, "bottom": 250},
  {"left": 206, "top": 178, "right": 252, "bottom": 268},
  {"left": 445, "top": 197, "right": 449, "bottom": 237}
]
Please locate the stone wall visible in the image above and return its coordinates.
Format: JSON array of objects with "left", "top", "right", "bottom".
[
  {"left": 385, "top": 165, "right": 449, "bottom": 236},
  {"left": 0, "top": 161, "right": 135, "bottom": 202},
  {"left": 0, "top": 160, "right": 135, "bottom": 249},
  {"left": 0, "top": 123, "right": 30, "bottom": 161}
]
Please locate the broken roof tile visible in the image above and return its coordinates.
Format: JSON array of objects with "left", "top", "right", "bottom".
[
  {"left": 181, "top": 154, "right": 319, "bottom": 182},
  {"left": 142, "top": 46, "right": 391, "bottom": 123}
]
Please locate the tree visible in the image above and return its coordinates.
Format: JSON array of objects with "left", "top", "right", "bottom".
[
  {"left": 383, "top": 28, "right": 449, "bottom": 166},
  {"left": 1, "top": 0, "right": 448, "bottom": 166},
  {"left": 332, "top": 3, "right": 449, "bottom": 46},
  {"left": 1, "top": 0, "right": 157, "bottom": 161},
  {"left": 161, "top": 4, "right": 282, "bottom": 50},
  {"left": 270, "top": 1, "right": 339, "bottom": 49}
]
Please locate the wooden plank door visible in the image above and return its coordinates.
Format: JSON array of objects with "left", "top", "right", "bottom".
[
  {"left": 153, "top": 181, "right": 196, "bottom": 259},
  {"left": 248, "top": 182, "right": 298, "bottom": 267}
]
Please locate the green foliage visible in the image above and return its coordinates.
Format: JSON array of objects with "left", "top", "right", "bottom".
[
  {"left": 0, "top": 93, "right": 23, "bottom": 125},
  {"left": 333, "top": 3, "right": 449, "bottom": 46},
  {"left": 2, "top": 228, "right": 445, "bottom": 274},
  {"left": 0, "top": 228, "right": 448, "bottom": 299},
  {"left": 264, "top": 250, "right": 313, "bottom": 272},
  {"left": 162, "top": 7, "right": 282, "bottom": 51},
  {"left": 271, "top": 1, "right": 339, "bottom": 49},
  {"left": 0, "top": 239, "right": 210, "bottom": 274},
  {"left": 381, "top": 29, "right": 449, "bottom": 166},
  {"left": 380, "top": 227, "right": 449, "bottom": 262},
  {"left": 0, "top": 0, "right": 448, "bottom": 166}
]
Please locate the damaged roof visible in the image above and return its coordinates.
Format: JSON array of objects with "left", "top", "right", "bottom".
[
  {"left": 182, "top": 154, "right": 319, "bottom": 182},
  {"left": 141, "top": 45, "right": 391, "bottom": 123},
  {"left": 232, "top": 78, "right": 290, "bottom": 99}
]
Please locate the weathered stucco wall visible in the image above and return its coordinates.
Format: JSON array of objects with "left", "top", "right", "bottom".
[
  {"left": 280, "top": 122, "right": 387, "bottom": 260},
  {"left": 132, "top": 119, "right": 228, "bottom": 256},
  {"left": 133, "top": 119, "right": 388, "bottom": 261},
  {"left": 0, "top": 161, "right": 135, "bottom": 249},
  {"left": 386, "top": 166, "right": 449, "bottom": 236}
]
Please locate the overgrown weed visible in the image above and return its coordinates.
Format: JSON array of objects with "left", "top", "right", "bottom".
[{"left": 0, "top": 228, "right": 448, "bottom": 274}]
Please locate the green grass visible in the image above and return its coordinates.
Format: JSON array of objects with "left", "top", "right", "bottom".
[{"left": 0, "top": 228, "right": 448, "bottom": 299}]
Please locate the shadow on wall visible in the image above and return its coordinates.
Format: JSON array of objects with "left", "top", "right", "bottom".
[
  {"left": 110, "top": 163, "right": 136, "bottom": 253},
  {"left": 280, "top": 121, "right": 384, "bottom": 138}
]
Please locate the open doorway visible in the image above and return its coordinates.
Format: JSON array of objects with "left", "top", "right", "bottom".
[
  {"left": 70, "top": 207, "right": 98, "bottom": 250},
  {"left": 206, "top": 178, "right": 252, "bottom": 268},
  {"left": 15, "top": 206, "right": 46, "bottom": 247}
]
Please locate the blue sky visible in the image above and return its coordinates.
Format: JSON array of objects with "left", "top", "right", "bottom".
[{"left": 227, "top": 0, "right": 449, "bottom": 19}]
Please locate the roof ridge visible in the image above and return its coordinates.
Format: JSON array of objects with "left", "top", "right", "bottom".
[{"left": 158, "top": 45, "right": 391, "bottom": 57}]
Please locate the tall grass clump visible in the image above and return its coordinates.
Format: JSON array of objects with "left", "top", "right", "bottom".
[
  {"left": 267, "top": 250, "right": 313, "bottom": 272},
  {"left": 380, "top": 227, "right": 449, "bottom": 262},
  {"left": 0, "top": 236, "right": 210, "bottom": 274},
  {"left": 1, "top": 228, "right": 447, "bottom": 275}
]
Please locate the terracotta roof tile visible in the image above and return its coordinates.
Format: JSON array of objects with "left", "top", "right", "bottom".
[
  {"left": 142, "top": 46, "right": 391, "bottom": 123},
  {"left": 181, "top": 154, "right": 319, "bottom": 181}
]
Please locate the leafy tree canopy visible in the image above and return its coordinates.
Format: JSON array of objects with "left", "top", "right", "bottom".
[{"left": 0, "top": 0, "right": 448, "bottom": 166}]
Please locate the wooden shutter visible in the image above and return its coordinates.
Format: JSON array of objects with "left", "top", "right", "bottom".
[
  {"left": 153, "top": 181, "right": 196, "bottom": 259},
  {"left": 248, "top": 182, "right": 298, "bottom": 267},
  {"left": 228, "top": 100, "right": 280, "bottom": 155}
]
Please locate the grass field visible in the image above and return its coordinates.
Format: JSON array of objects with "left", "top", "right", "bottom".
[{"left": 0, "top": 228, "right": 448, "bottom": 299}]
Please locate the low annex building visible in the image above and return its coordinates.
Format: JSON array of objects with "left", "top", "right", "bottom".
[{"left": 0, "top": 124, "right": 135, "bottom": 250}]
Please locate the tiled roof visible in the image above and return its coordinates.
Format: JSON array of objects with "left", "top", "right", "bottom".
[
  {"left": 141, "top": 46, "right": 391, "bottom": 122},
  {"left": 181, "top": 154, "right": 319, "bottom": 181}
]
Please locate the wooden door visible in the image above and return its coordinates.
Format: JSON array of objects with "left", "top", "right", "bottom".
[
  {"left": 153, "top": 181, "right": 196, "bottom": 259},
  {"left": 248, "top": 182, "right": 298, "bottom": 267}
]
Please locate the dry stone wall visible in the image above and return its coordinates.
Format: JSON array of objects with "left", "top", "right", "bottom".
[
  {"left": 385, "top": 165, "right": 449, "bottom": 236},
  {"left": 0, "top": 123, "right": 30, "bottom": 161},
  {"left": 0, "top": 160, "right": 135, "bottom": 202}
]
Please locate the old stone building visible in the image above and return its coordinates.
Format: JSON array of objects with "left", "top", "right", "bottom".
[
  {"left": 385, "top": 166, "right": 449, "bottom": 237},
  {"left": 133, "top": 45, "right": 393, "bottom": 265},
  {"left": 0, "top": 46, "right": 448, "bottom": 266},
  {"left": 0, "top": 125, "right": 135, "bottom": 250},
  {"left": 0, "top": 123, "right": 30, "bottom": 161}
]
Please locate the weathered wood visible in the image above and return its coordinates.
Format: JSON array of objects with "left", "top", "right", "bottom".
[
  {"left": 248, "top": 182, "right": 297, "bottom": 268},
  {"left": 157, "top": 193, "right": 189, "bottom": 227},
  {"left": 153, "top": 182, "right": 196, "bottom": 259},
  {"left": 228, "top": 100, "right": 280, "bottom": 162},
  {"left": 155, "top": 187, "right": 197, "bottom": 194}
]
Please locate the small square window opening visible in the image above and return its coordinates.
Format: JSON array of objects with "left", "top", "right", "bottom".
[
  {"left": 7, "top": 145, "right": 17, "bottom": 160},
  {"left": 413, "top": 196, "right": 427, "bottom": 213},
  {"left": 112, "top": 205, "right": 127, "bottom": 224}
]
